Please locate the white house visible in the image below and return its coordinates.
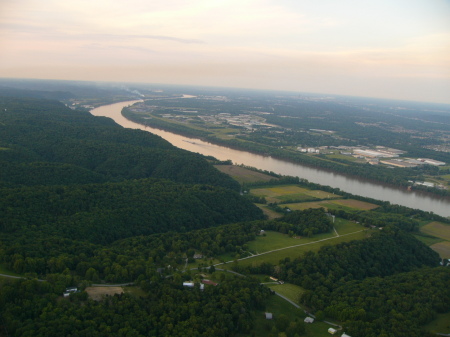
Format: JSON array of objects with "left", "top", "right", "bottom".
[
  {"left": 328, "top": 327, "right": 337, "bottom": 334},
  {"left": 304, "top": 317, "right": 314, "bottom": 323}
]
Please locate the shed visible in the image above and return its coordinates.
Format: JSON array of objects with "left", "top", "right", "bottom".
[
  {"left": 304, "top": 317, "right": 314, "bottom": 323},
  {"left": 341, "top": 333, "right": 351, "bottom": 337},
  {"left": 265, "top": 312, "right": 273, "bottom": 320},
  {"left": 328, "top": 327, "right": 337, "bottom": 334},
  {"left": 183, "top": 282, "right": 194, "bottom": 288}
]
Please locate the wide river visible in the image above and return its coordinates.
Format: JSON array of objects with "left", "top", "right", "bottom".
[{"left": 91, "top": 100, "right": 450, "bottom": 217}]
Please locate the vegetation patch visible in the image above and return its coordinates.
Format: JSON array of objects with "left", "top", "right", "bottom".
[
  {"left": 430, "top": 241, "right": 450, "bottom": 258},
  {"left": 286, "top": 201, "right": 327, "bottom": 210},
  {"left": 213, "top": 165, "right": 276, "bottom": 184},
  {"left": 268, "top": 283, "right": 306, "bottom": 303},
  {"left": 85, "top": 286, "right": 124, "bottom": 301},
  {"left": 256, "top": 205, "right": 283, "bottom": 219},
  {"left": 235, "top": 230, "right": 368, "bottom": 267},
  {"left": 421, "top": 221, "right": 450, "bottom": 241},
  {"left": 414, "top": 234, "right": 444, "bottom": 246},
  {"left": 424, "top": 312, "right": 450, "bottom": 334},
  {"left": 329, "top": 199, "right": 378, "bottom": 210},
  {"left": 333, "top": 218, "right": 365, "bottom": 235},
  {"left": 251, "top": 185, "right": 340, "bottom": 203}
]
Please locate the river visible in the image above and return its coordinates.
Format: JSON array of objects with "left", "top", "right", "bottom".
[{"left": 90, "top": 100, "right": 450, "bottom": 217}]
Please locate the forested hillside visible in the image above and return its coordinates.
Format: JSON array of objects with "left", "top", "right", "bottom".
[
  {"left": 0, "top": 97, "right": 264, "bottom": 277},
  {"left": 0, "top": 97, "right": 239, "bottom": 189}
]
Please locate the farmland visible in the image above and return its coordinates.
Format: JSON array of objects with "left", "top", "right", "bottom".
[{"left": 419, "top": 221, "right": 450, "bottom": 258}]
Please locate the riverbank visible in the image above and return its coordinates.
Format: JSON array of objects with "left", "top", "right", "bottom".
[
  {"left": 90, "top": 101, "right": 450, "bottom": 217},
  {"left": 122, "top": 106, "right": 450, "bottom": 199}
]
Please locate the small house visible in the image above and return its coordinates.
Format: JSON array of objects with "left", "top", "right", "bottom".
[
  {"left": 328, "top": 328, "right": 337, "bottom": 334},
  {"left": 183, "top": 282, "right": 195, "bottom": 288},
  {"left": 265, "top": 312, "right": 273, "bottom": 320},
  {"left": 304, "top": 317, "right": 314, "bottom": 323},
  {"left": 341, "top": 333, "right": 351, "bottom": 337}
]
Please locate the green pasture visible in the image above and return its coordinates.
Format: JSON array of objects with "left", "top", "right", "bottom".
[
  {"left": 334, "top": 218, "right": 365, "bottom": 235},
  {"left": 248, "top": 231, "right": 336, "bottom": 254},
  {"left": 228, "top": 230, "right": 368, "bottom": 267},
  {"left": 250, "top": 185, "right": 340, "bottom": 203},
  {"left": 414, "top": 234, "right": 443, "bottom": 247},
  {"left": 268, "top": 283, "right": 306, "bottom": 303},
  {"left": 286, "top": 199, "right": 377, "bottom": 212}
]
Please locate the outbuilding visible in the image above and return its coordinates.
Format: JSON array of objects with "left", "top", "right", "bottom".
[{"left": 328, "top": 327, "right": 337, "bottom": 334}]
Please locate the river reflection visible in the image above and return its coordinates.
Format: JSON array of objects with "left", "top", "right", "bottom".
[{"left": 91, "top": 101, "right": 450, "bottom": 217}]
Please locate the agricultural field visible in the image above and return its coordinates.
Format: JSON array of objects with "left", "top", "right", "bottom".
[
  {"left": 250, "top": 185, "right": 340, "bottom": 204},
  {"left": 421, "top": 222, "right": 450, "bottom": 241},
  {"left": 418, "top": 222, "right": 450, "bottom": 258},
  {"left": 430, "top": 241, "right": 450, "bottom": 259},
  {"left": 213, "top": 165, "right": 276, "bottom": 184}
]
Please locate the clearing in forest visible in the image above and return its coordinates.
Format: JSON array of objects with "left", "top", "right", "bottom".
[{"left": 85, "top": 286, "right": 124, "bottom": 301}]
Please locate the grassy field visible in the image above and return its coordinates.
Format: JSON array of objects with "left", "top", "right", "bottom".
[
  {"left": 421, "top": 222, "right": 450, "bottom": 241},
  {"left": 414, "top": 234, "right": 444, "bottom": 247},
  {"left": 213, "top": 165, "right": 276, "bottom": 184},
  {"left": 248, "top": 231, "right": 335, "bottom": 253},
  {"left": 268, "top": 283, "right": 306, "bottom": 303},
  {"left": 424, "top": 312, "right": 450, "bottom": 334},
  {"left": 285, "top": 199, "right": 378, "bottom": 212},
  {"left": 227, "top": 230, "right": 369, "bottom": 267},
  {"left": 250, "top": 185, "right": 340, "bottom": 203},
  {"left": 257, "top": 204, "right": 283, "bottom": 219},
  {"left": 334, "top": 218, "right": 365, "bottom": 235},
  {"left": 330, "top": 199, "right": 379, "bottom": 210}
]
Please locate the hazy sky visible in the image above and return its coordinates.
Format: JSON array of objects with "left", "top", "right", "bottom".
[{"left": 1, "top": 0, "right": 449, "bottom": 103}]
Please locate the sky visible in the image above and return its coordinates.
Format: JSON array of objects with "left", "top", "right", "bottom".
[{"left": 1, "top": 0, "right": 449, "bottom": 103}]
